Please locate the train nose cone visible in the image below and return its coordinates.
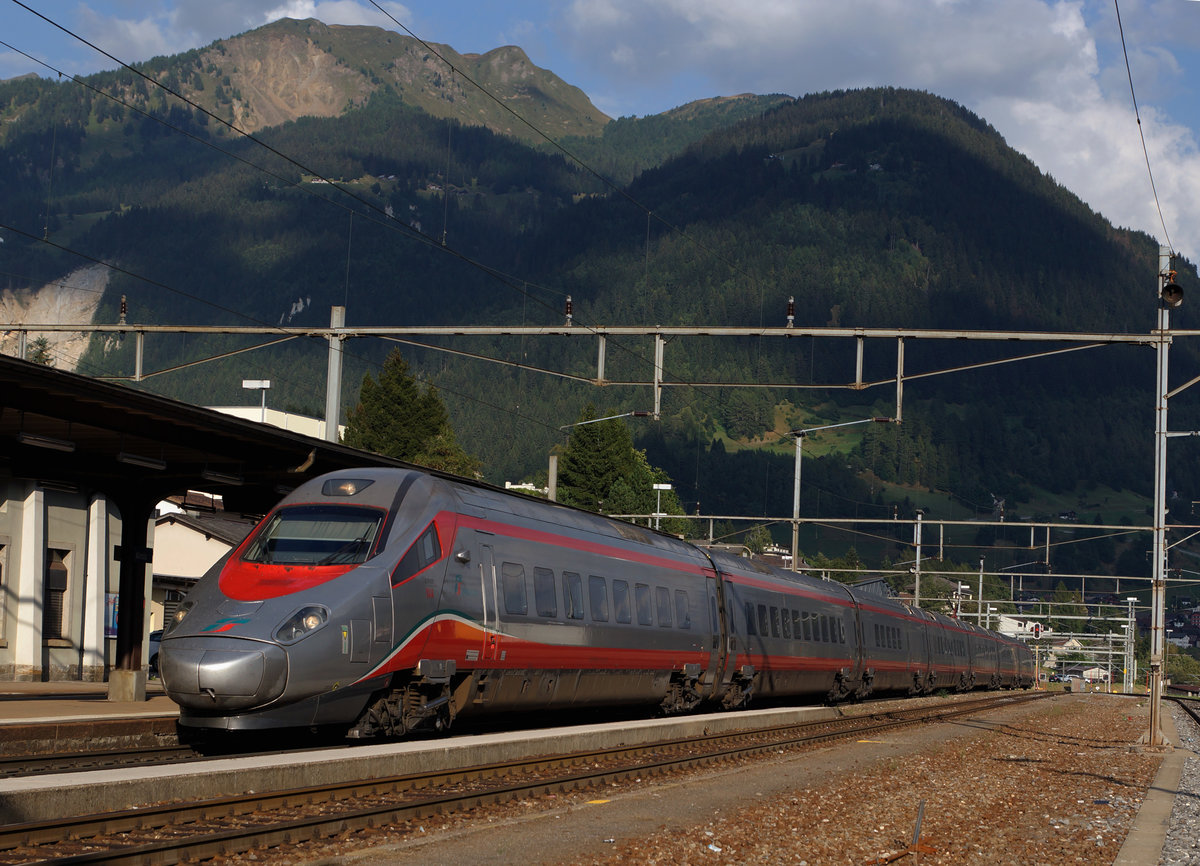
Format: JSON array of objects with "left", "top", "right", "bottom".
[{"left": 160, "top": 637, "right": 287, "bottom": 711}]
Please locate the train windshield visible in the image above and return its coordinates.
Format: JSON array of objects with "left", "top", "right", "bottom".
[{"left": 242, "top": 504, "right": 385, "bottom": 566}]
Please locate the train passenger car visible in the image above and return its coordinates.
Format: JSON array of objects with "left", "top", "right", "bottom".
[
  {"left": 159, "top": 467, "right": 1033, "bottom": 738},
  {"left": 708, "top": 549, "right": 863, "bottom": 705}
]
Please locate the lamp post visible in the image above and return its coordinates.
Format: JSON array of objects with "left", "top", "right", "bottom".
[
  {"left": 790, "top": 417, "right": 892, "bottom": 572},
  {"left": 653, "top": 483, "right": 672, "bottom": 530},
  {"left": 242, "top": 379, "right": 271, "bottom": 424},
  {"left": 954, "top": 583, "right": 971, "bottom": 618},
  {"left": 978, "top": 557, "right": 985, "bottom": 625}
]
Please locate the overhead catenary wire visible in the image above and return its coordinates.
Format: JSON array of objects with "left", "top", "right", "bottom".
[
  {"left": 7, "top": 2, "right": 923, "bottom": 536},
  {"left": 1, "top": 6, "right": 767, "bottom": 443},
  {"left": 1, "top": 7, "right": 720, "bottom": 414},
  {"left": 1113, "top": 0, "right": 1175, "bottom": 256},
  {"left": 0, "top": 20, "right": 669, "bottom": 425}
]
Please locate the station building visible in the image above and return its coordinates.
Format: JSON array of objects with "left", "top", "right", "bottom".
[{"left": 0, "top": 354, "right": 401, "bottom": 690}]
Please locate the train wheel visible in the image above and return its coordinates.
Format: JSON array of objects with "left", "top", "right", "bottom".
[
  {"left": 660, "top": 672, "right": 704, "bottom": 715},
  {"left": 827, "top": 671, "right": 852, "bottom": 703}
]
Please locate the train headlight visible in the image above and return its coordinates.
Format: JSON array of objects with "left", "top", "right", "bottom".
[
  {"left": 275, "top": 605, "right": 329, "bottom": 643},
  {"left": 165, "top": 601, "right": 195, "bottom": 635}
]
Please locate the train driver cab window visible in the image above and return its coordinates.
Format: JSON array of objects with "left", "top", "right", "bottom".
[
  {"left": 613, "top": 579, "right": 632, "bottom": 624},
  {"left": 563, "top": 572, "right": 584, "bottom": 620},
  {"left": 501, "top": 562, "right": 528, "bottom": 615},
  {"left": 245, "top": 504, "right": 386, "bottom": 566},
  {"left": 589, "top": 575, "right": 610, "bottom": 622},
  {"left": 635, "top": 583, "right": 653, "bottom": 626},
  {"left": 390, "top": 523, "right": 442, "bottom": 585},
  {"left": 534, "top": 567, "right": 557, "bottom": 618}
]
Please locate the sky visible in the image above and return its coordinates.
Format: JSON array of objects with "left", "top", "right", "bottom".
[{"left": 3, "top": 0, "right": 1200, "bottom": 263}]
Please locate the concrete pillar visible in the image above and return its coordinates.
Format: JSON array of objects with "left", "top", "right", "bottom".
[
  {"left": 81, "top": 494, "right": 109, "bottom": 681},
  {"left": 14, "top": 484, "right": 44, "bottom": 680}
]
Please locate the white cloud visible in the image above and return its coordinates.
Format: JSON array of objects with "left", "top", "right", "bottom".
[
  {"left": 261, "top": 1, "right": 410, "bottom": 29},
  {"left": 563, "top": 0, "right": 1200, "bottom": 256}
]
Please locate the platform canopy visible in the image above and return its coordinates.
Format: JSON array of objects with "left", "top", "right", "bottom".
[{"left": 0, "top": 353, "right": 411, "bottom": 695}]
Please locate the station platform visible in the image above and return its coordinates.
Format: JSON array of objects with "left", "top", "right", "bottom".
[{"left": 0, "top": 680, "right": 178, "bottom": 724}]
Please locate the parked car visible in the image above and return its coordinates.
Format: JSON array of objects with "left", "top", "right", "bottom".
[{"left": 148, "top": 629, "right": 162, "bottom": 678}]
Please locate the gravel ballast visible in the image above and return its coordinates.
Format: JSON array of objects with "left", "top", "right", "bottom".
[{"left": 281, "top": 693, "right": 1175, "bottom": 865}]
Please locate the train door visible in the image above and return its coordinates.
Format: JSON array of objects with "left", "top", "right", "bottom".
[
  {"left": 479, "top": 542, "right": 501, "bottom": 661},
  {"left": 704, "top": 574, "right": 728, "bottom": 696}
]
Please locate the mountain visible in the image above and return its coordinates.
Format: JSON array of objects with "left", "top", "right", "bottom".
[
  {"left": 123, "top": 18, "right": 610, "bottom": 141},
  {"left": 0, "top": 23, "right": 1197, "bottom": 554}
]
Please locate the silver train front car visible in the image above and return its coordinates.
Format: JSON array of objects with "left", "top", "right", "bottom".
[{"left": 158, "top": 469, "right": 442, "bottom": 733}]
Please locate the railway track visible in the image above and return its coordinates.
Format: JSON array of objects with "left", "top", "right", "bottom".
[
  {"left": 0, "top": 691, "right": 1053, "bottom": 864},
  {"left": 0, "top": 744, "right": 199, "bottom": 779}
]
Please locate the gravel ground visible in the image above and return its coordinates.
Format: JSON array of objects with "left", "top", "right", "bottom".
[
  {"left": 267, "top": 693, "right": 1168, "bottom": 866},
  {"left": 1160, "top": 703, "right": 1200, "bottom": 866},
  {"left": 546, "top": 693, "right": 1162, "bottom": 866}
]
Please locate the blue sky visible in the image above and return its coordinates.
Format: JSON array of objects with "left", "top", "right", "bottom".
[{"left": 4, "top": 0, "right": 1200, "bottom": 260}]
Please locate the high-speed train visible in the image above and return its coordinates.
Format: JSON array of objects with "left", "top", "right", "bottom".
[{"left": 159, "top": 467, "right": 1034, "bottom": 737}]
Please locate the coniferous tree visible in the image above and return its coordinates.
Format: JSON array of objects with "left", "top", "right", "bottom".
[{"left": 343, "top": 349, "right": 480, "bottom": 477}]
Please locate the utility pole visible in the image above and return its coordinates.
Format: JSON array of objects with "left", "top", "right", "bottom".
[
  {"left": 324, "top": 306, "right": 345, "bottom": 442},
  {"left": 1149, "top": 246, "right": 1183, "bottom": 745}
]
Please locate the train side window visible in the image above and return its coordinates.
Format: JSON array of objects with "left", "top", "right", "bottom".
[
  {"left": 874, "top": 623, "right": 882, "bottom": 647},
  {"left": 791, "top": 609, "right": 801, "bottom": 638},
  {"left": 711, "top": 596, "right": 720, "bottom": 633},
  {"left": 820, "top": 614, "right": 830, "bottom": 643},
  {"left": 563, "top": 572, "right": 584, "bottom": 620},
  {"left": 533, "top": 567, "right": 557, "bottom": 618},
  {"left": 674, "top": 590, "right": 691, "bottom": 629},
  {"left": 841, "top": 620, "right": 847, "bottom": 644},
  {"left": 769, "top": 606, "right": 780, "bottom": 638},
  {"left": 895, "top": 628, "right": 901, "bottom": 650},
  {"left": 744, "top": 601, "right": 757, "bottom": 636},
  {"left": 635, "top": 583, "right": 653, "bottom": 626},
  {"left": 589, "top": 575, "right": 610, "bottom": 622},
  {"left": 802, "top": 611, "right": 812, "bottom": 641},
  {"left": 613, "top": 579, "right": 632, "bottom": 624},
  {"left": 656, "top": 587, "right": 673, "bottom": 627},
  {"left": 781, "top": 607, "right": 791, "bottom": 639},
  {"left": 757, "top": 604, "right": 769, "bottom": 636},
  {"left": 501, "top": 562, "right": 528, "bottom": 616}
]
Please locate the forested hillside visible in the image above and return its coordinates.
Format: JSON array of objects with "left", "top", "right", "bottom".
[{"left": 1, "top": 22, "right": 1197, "bottom": 572}]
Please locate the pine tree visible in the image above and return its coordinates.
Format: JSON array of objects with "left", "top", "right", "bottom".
[
  {"left": 343, "top": 349, "right": 480, "bottom": 477},
  {"left": 27, "top": 337, "right": 54, "bottom": 366},
  {"left": 558, "top": 404, "right": 692, "bottom": 534}
]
